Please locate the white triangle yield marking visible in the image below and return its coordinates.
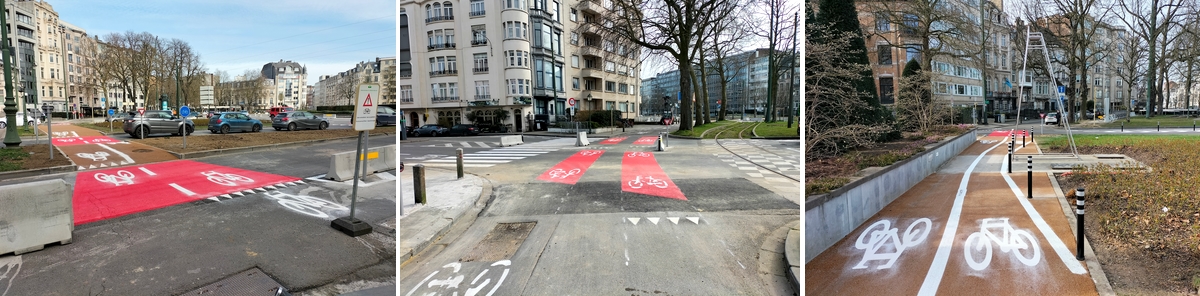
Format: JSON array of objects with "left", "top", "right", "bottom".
[
  {"left": 98, "top": 163, "right": 107, "bottom": 168},
  {"left": 220, "top": 194, "right": 231, "bottom": 199},
  {"left": 254, "top": 188, "right": 267, "bottom": 192},
  {"left": 266, "top": 185, "right": 277, "bottom": 190},
  {"left": 110, "top": 162, "right": 118, "bottom": 166},
  {"left": 242, "top": 190, "right": 254, "bottom": 195},
  {"left": 120, "top": 161, "right": 129, "bottom": 165},
  {"left": 207, "top": 197, "right": 220, "bottom": 202},
  {"left": 648, "top": 217, "right": 660, "bottom": 225},
  {"left": 78, "top": 166, "right": 85, "bottom": 170},
  {"left": 295, "top": 180, "right": 306, "bottom": 184},
  {"left": 668, "top": 217, "right": 679, "bottom": 224},
  {"left": 627, "top": 217, "right": 640, "bottom": 225},
  {"left": 89, "top": 164, "right": 97, "bottom": 169},
  {"left": 686, "top": 217, "right": 700, "bottom": 224},
  {"left": 232, "top": 192, "right": 244, "bottom": 197}
]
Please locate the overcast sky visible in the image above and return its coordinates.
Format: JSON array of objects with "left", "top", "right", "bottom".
[{"left": 53, "top": 0, "right": 396, "bottom": 86}]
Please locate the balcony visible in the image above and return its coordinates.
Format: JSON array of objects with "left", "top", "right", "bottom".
[
  {"left": 429, "top": 69, "right": 459, "bottom": 76},
  {"left": 474, "top": 95, "right": 492, "bottom": 101},
  {"left": 400, "top": 97, "right": 415, "bottom": 104},
  {"left": 473, "top": 67, "right": 489, "bottom": 73},
  {"left": 530, "top": 8, "right": 555, "bottom": 20},
  {"left": 425, "top": 15, "right": 454, "bottom": 23},
  {"left": 431, "top": 96, "right": 460, "bottom": 103},
  {"left": 471, "top": 38, "right": 487, "bottom": 46},
  {"left": 578, "top": 0, "right": 604, "bottom": 14},
  {"left": 579, "top": 45, "right": 604, "bottom": 58},
  {"left": 428, "top": 42, "right": 457, "bottom": 51},
  {"left": 580, "top": 67, "right": 604, "bottom": 79},
  {"left": 398, "top": 71, "right": 412, "bottom": 79},
  {"left": 470, "top": 10, "right": 485, "bottom": 17},
  {"left": 470, "top": 97, "right": 498, "bottom": 106}
]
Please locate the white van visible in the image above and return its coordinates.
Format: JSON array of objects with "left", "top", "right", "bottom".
[{"left": 0, "top": 112, "right": 43, "bottom": 129}]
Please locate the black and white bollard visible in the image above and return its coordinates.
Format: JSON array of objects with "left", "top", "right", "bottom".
[
  {"left": 1157, "top": 121, "right": 1161, "bottom": 132},
  {"left": 1027, "top": 156, "right": 1033, "bottom": 199},
  {"left": 1022, "top": 130, "right": 1026, "bottom": 147},
  {"left": 1007, "top": 142, "right": 1013, "bottom": 174},
  {"left": 1121, "top": 122, "right": 1124, "bottom": 132},
  {"left": 1076, "top": 187, "right": 1086, "bottom": 260}
]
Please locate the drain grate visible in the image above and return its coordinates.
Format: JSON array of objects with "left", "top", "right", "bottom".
[
  {"left": 181, "top": 267, "right": 288, "bottom": 295},
  {"left": 460, "top": 222, "right": 537, "bottom": 262}
]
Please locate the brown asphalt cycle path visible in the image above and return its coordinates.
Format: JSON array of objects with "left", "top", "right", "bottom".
[
  {"left": 806, "top": 134, "right": 1097, "bottom": 295},
  {"left": 39, "top": 123, "right": 179, "bottom": 170}
]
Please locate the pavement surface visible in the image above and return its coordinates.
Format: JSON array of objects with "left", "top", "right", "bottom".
[
  {"left": 398, "top": 122, "right": 802, "bottom": 295},
  {"left": 37, "top": 123, "right": 179, "bottom": 171},
  {"left": 0, "top": 124, "right": 400, "bottom": 296},
  {"left": 804, "top": 129, "right": 1108, "bottom": 295}
]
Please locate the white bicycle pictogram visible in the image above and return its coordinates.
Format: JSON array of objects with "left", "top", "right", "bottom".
[
  {"left": 94, "top": 170, "right": 136, "bottom": 186},
  {"left": 262, "top": 191, "right": 348, "bottom": 218},
  {"left": 76, "top": 151, "right": 111, "bottom": 161},
  {"left": 547, "top": 168, "right": 581, "bottom": 179},
  {"left": 579, "top": 150, "right": 602, "bottom": 156},
  {"left": 963, "top": 218, "right": 1041, "bottom": 270},
  {"left": 626, "top": 152, "right": 652, "bottom": 158},
  {"left": 627, "top": 175, "right": 668, "bottom": 189},
  {"left": 852, "top": 218, "right": 933, "bottom": 269},
  {"left": 406, "top": 260, "right": 512, "bottom": 296},
  {"left": 202, "top": 171, "right": 254, "bottom": 186}
]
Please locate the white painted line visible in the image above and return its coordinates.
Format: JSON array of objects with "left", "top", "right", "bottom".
[
  {"left": 138, "top": 166, "right": 157, "bottom": 176},
  {"left": 460, "top": 156, "right": 527, "bottom": 160},
  {"left": 464, "top": 153, "right": 540, "bottom": 157},
  {"left": 476, "top": 142, "right": 491, "bottom": 148},
  {"left": 169, "top": 183, "right": 197, "bottom": 196},
  {"left": 96, "top": 143, "right": 135, "bottom": 164},
  {"left": 460, "top": 141, "right": 472, "bottom": 147},
  {"left": 917, "top": 140, "right": 1006, "bottom": 296},
  {"left": 425, "top": 159, "right": 510, "bottom": 163},
  {"left": 1000, "top": 156, "right": 1088, "bottom": 274},
  {"left": 416, "top": 163, "right": 494, "bottom": 168},
  {"left": 475, "top": 151, "right": 550, "bottom": 154}
]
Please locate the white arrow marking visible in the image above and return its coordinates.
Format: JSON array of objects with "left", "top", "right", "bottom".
[
  {"left": 667, "top": 217, "right": 679, "bottom": 224},
  {"left": 627, "top": 217, "right": 640, "bottom": 225},
  {"left": 169, "top": 183, "right": 197, "bottom": 196},
  {"left": 647, "top": 217, "right": 660, "bottom": 225},
  {"left": 686, "top": 217, "right": 700, "bottom": 224}
]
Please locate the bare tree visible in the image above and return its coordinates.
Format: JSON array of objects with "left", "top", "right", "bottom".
[
  {"left": 1114, "top": 33, "right": 1148, "bottom": 114},
  {"left": 1021, "top": 0, "right": 1117, "bottom": 123},
  {"left": 1115, "top": 0, "right": 1188, "bottom": 117},
  {"left": 605, "top": 0, "right": 739, "bottom": 131},
  {"left": 749, "top": 0, "right": 800, "bottom": 123},
  {"left": 704, "top": 12, "right": 753, "bottom": 122}
]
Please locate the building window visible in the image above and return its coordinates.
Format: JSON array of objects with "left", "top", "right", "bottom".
[
  {"left": 399, "top": 85, "right": 414, "bottom": 103},
  {"left": 618, "top": 83, "right": 628, "bottom": 94},
  {"left": 471, "top": 26, "right": 487, "bottom": 45},
  {"left": 505, "top": 0, "right": 525, "bottom": 10},
  {"left": 875, "top": 14, "right": 890, "bottom": 32},
  {"left": 475, "top": 81, "right": 490, "bottom": 99},
  {"left": 570, "top": 33, "right": 578, "bottom": 45},
  {"left": 507, "top": 79, "right": 531, "bottom": 95},
  {"left": 570, "top": 8, "right": 577, "bottom": 22},
  {"left": 879, "top": 77, "right": 894, "bottom": 104},
  {"left": 504, "top": 21, "right": 528, "bottom": 40},
  {"left": 604, "top": 61, "right": 615, "bottom": 72},
  {"left": 572, "top": 77, "right": 580, "bottom": 90},
  {"left": 571, "top": 55, "right": 579, "bottom": 68},
  {"left": 877, "top": 45, "right": 892, "bottom": 65},
  {"left": 902, "top": 14, "right": 917, "bottom": 35},
  {"left": 473, "top": 53, "right": 488, "bottom": 72},
  {"left": 427, "top": 29, "right": 456, "bottom": 49},
  {"left": 506, "top": 50, "right": 529, "bottom": 67},
  {"left": 470, "top": 0, "right": 485, "bottom": 16},
  {"left": 605, "top": 81, "right": 615, "bottom": 92}
]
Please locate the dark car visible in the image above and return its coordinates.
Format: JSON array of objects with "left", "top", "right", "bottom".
[
  {"left": 272, "top": 111, "right": 329, "bottom": 131},
  {"left": 208, "top": 112, "right": 263, "bottom": 133},
  {"left": 376, "top": 106, "right": 397, "bottom": 126},
  {"left": 446, "top": 124, "right": 481, "bottom": 136},
  {"left": 413, "top": 124, "right": 447, "bottom": 136},
  {"left": 122, "top": 110, "right": 195, "bottom": 139}
]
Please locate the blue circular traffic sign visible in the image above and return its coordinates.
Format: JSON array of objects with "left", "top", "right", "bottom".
[
  {"left": 107, "top": 109, "right": 115, "bottom": 116},
  {"left": 180, "top": 106, "right": 191, "bottom": 117}
]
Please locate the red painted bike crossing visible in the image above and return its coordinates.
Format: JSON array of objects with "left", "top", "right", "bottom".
[
  {"left": 73, "top": 160, "right": 300, "bottom": 225},
  {"left": 599, "top": 136, "right": 629, "bottom": 144},
  {"left": 632, "top": 136, "right": 657, "bottom": 145},
  {"left": 537, "top": 150, "right": 686, "bottom": 200}
]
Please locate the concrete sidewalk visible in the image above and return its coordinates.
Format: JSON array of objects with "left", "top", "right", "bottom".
[{"left": 398, "top": 166, "right": 491, "bottom": 266}]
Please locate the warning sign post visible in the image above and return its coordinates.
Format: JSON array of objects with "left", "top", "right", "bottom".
[{"left": 333, "top": 83, "right": 381, "bottom": 237}]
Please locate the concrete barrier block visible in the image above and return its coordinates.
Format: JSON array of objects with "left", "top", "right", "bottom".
[
  {"left": 0, "top": 179, "right": 73, "bottom": 255},
  {"left": 327, "top": 151, "right": 356, "bottom": 182},
  {"left": 500, "top": 135, "right": 523, "bottom": 147},
  {"left": 575, "top": 132, "right": 590, "bottom": 146},
  {"left": 367, "top": 145, "right": 398, "bottom": 173}
]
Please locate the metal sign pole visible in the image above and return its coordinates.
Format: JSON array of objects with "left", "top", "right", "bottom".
[
  {"left": 349, "top": 131, "right": 364, "bottom": 219},
  {"left": 45, "top": 105, "right": 52, "bottom": 160}
]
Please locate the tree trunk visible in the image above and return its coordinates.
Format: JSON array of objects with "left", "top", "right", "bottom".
[
  {"left": 699, "top": 62, "right": 711, "bottom": 124},
  {"left": 718, "top": 71, "right": 728, "bottom": 122},
  {"left": 679, "top": 63, "right": 694, "bottom": 131}
]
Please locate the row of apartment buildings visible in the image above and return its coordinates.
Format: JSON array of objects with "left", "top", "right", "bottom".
[
  {"left": 639, "top": 48, "right": 802, "bottom": 120},
  {"left": 313, "top": 57, "right": 398, "bottom": 108},
  {"left": 0, "top": 0, "right": 109, "bottom": 115},
  {"left": 397, "top": 0, "right": 641, "bottom": 131},
  {"left": 856, "top": 0, "right": 1132, "bottom": 118}
]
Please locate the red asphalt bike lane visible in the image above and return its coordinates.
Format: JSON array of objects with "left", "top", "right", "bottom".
[
  {"left": 53, "top": 135, "right": 123, "bottom": 146},
  {"left": 599, "top": 136, "right": 629, "bottom": 145},
  {"left": 621, "top": 151, "right": 686, "bottom": 200},
  {"left": 987, "top": 129, "right": 1030, "bottom": 137},
  {"left": 537, "top": 150, "right": 605, "bottom": 185},
  {"left": 632, "top": 136, "right": 657, "bottom": 145},
  {"left": 73, "top": 160, "right": 300, "bottom": 225}
]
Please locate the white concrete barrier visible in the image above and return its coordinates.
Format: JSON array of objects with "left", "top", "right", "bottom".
[
  {"left": 0, "top": 179, "right": 73, "bottom": 255},
  {"left": 499, "top": 135, "right": 524, "bottom": 146},
  {"left": 327, "top": 145, "right": 398, "bottom": 181},
  {"left": 575, "top": 131, "right": 590, "bottom": 146}
]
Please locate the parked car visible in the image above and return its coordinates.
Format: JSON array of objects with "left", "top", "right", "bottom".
[
  {"left": 0, "top": 112, "right": 42, "bottom": 129},
  {"left": 268, "top": 106, "right": 295, "bottom": 118},
  {"left": 446, "top": 124, "right": 481, "bottom": 136},
  {"left": 405, "top": 125, "right": 419, "bottom": 137},
  {"left": 1044, "top": 113, "right": 1059, "bottom": 125},
  {"left": 208, "top": 112, "right": 263, "bottom": 134},
  {"left": 376, "top": 106, "right": 397, "bottom": 126},
  {"left": 272, "top": 111, "right": 328, "bottom": 131},
  {"left": 122, "top": 110, "right": 195, "bottom": 139},
  {"left": 412, "top": 124, "right": 448, "bottom": 136}
]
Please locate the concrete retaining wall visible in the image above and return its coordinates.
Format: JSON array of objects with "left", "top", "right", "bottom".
[
  {"left": 0, "top": 179, "right": 73, "bottom": 255},
  {"left": 804, "top": 130, "right": 977, "bottom": 262}
]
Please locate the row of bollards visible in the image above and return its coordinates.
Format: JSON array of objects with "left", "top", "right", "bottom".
[{"left": 1007, "top": 133, "right": 1085, "bottom": 261}]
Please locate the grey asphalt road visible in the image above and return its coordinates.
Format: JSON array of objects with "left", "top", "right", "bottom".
[
  {"left": 399, "top": 137, "right": 802, "bottom": 295},
  {"left": 1, "top": 136, "right": 398, "bottom": 295}
]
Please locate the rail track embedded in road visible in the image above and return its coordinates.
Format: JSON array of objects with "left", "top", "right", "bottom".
[{"left": 713, "top": 122, "right": 801, "bottom": 183}]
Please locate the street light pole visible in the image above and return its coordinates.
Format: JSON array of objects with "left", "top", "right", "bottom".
[
  {"left": 2, "top": 0, "right": 21, "bottom": 148},
  {"left": 61, "top": 25, "right": 71, "bottom": 120}
]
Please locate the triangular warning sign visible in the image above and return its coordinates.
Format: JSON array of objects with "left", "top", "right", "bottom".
[{"left": 363, "top": 94, "right": 373, "bottom": 106}]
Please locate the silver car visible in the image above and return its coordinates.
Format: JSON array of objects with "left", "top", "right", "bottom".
[
  {"left": 122, "top": 110, "right": 195, "bottom": 139},
  {"left": 272, "top": 111, "right": 329, "bottom": 131}
]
